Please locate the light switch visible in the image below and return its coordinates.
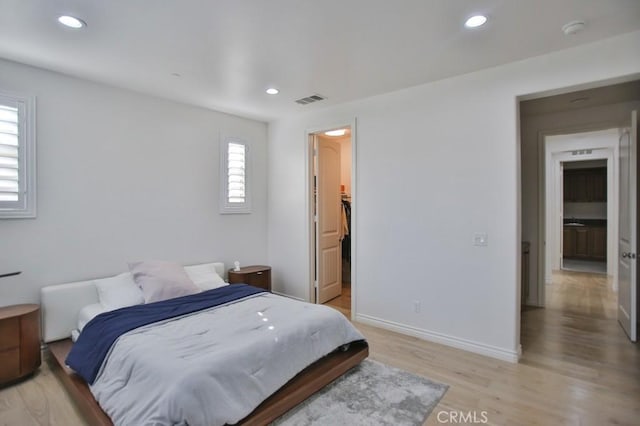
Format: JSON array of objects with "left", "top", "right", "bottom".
[{"left": 473, "top": 233, "right": 488, "bottom": 246}]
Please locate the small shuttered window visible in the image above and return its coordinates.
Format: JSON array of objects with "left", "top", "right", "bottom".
[
  {"left": 227, "top": 142, "right": 246, "bottom": 203},
  {"left": 0, "top": 92, "right": 36, "bottom": 218},
  {"left": 220, "top": 138, "right": 250, "bottom": 214}
]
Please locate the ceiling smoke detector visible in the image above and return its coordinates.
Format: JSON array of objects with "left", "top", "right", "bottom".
[{"left": 562, "top": 21, "right": 585, "bottom": 36}]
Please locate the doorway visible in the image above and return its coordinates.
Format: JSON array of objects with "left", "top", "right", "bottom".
[
  {"left": 543, "top": 131, "right": 618, "bottom": 300},
  {"left": 519, "top": 79, "right": 640, "bottom": 358},
  {"left": 307, "top": 123, "right": 355, "bottom": 318}
]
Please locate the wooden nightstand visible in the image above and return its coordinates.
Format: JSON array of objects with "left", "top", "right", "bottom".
[
  {"left": 228, "top": 265, "right": 272, "bottom": 291},
  {"left": 0, "top": 304, "right": 41, "bottom": 386}
]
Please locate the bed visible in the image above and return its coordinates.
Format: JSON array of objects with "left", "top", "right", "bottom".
[{"left": 41, "top": 262, "right": 368, "bottom": 425}]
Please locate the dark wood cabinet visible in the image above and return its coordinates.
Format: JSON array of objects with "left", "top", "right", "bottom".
[
  {"left": 228, "top": 265, "right": 272, "bottom": 291},
  {"left": 589, "top": 227, "right": 607, "bottom": 259},
  {"left": 563, "top": 226, "right": 606, "bottom": 261},
  {"left": 563, "top": 228, "right": 575, "bottom": 258},
  {"left": 0, "top": 304, "right": 41, "bottom": 386},
  {"left": 563, "top": 168, "right": 606, "bottom": 202},
  {"left": 575, "top": 228, "right": 589, "bottom": 257},
  {"left": 589, "top": 170, "right": 607, "bottom": 202}
]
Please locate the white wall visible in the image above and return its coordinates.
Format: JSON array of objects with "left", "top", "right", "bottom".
[
  {"left": 268, "top": 31, "right": 640, "bottom": 361},
  {"left": 0, "top": 58, "right": 268, "bottom": 305}
]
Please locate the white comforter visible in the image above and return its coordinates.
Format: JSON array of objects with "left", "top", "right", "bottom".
[{"left": 89, "top": 292, "right": 365, "bottom": 426}]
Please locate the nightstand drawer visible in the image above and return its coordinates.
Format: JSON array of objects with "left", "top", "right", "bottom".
[
  {"left": 0, "top": 304, "right": 41, "bottom": 385},
  {"left": 245, "top": 271, "right": 270, "bottom": 290},
  {"left": 0, "top": 348, "right": 20, "bottom": 382},
  {"left": 228, "top": 265, "right": 272, "bottom": 291},
  {"left": 0, "top": 318, "right": 19, "bottom": 351}
]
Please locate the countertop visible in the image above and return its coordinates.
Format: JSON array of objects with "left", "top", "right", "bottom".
[{"left": 563, "top": 218, "right": 606, "bottom": 227}]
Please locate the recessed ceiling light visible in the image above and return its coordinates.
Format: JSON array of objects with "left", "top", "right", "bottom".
[
  {"left": 57, "top": 15, "right": 86, "bottom": 29},
  {"left": 325, "top": 129, "right": 346, "bottom": 137},
  {"left": 266, "top": 88, "right": 279, "bottom": 95},
  {"left": 465, "top": 15, "right": 487, "bottom": 28}
]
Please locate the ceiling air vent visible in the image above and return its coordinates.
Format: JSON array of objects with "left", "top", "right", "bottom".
[{"left": 295, "top": 94, "right": 326, "bottom": 105}]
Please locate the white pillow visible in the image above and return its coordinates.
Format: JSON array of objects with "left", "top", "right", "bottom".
[
  {"left": 184, "top": 264, "right": 227, "bottom": 291},
  {"left": 94, "top": 272, "right": 145, "bottom": 310},
  {"left": 129, "top": 260, "right": 201, "bottom": 303},
  {"left": 77, "top": 303, "right": 109, "bottom": 332}
]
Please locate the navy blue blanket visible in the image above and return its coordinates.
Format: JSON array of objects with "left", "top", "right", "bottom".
[{"left": 66, "top": 284, "right": 266, "bottom": 384}]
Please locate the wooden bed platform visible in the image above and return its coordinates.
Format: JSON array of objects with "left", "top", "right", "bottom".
[{"left": 48, "top": 338, "right": 368, "bottom": 425}]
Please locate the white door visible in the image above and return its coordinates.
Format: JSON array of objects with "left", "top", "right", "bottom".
[
  {"left": 316, "top": 137, "right": 342, "bottom": 303},
  {"left": 559, "top": 161, "right": 565, "bottom": 270},
  {"left": 618, "top": 110, "right": 638, "bottom": 341}
]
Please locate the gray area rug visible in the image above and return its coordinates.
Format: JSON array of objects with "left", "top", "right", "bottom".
[{"left": 272, "top": 359, "right": 448, "bottom": 426}]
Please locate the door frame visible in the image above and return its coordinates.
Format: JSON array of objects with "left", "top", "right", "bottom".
[
  {"left": 548, "top": 149, "right": 615, "bottom": 280},
  {"left": 305, "top": 119, "right": 357, "bottom": 318},
  {"left": 537, "top": 127, "right": 620, "bottom": 307}
]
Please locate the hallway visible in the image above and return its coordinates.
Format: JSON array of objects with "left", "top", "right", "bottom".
[{"left": 520, "top": 269, "right": 638, "bottom": 403}]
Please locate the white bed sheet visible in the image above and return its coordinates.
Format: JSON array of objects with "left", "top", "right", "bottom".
[{"left": 89, "top": 292, "right": 365, "bottom": 426}]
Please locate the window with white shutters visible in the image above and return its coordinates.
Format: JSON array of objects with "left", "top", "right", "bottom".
[
  {"left": 220, "top": 138, "right": 250, "bottom": 214},
  {"left": 0, "top": 92, "right": 35, "bottom": 218}
]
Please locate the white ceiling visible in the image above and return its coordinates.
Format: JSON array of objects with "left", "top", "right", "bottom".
[{"left": 1, "top": 1, "right": 639, "bottom": 122}]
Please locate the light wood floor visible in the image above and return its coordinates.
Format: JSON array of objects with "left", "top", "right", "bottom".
[
  {"left": 324, "top": 285, "right": 351, "bottom": 317},
  {"left": 1, "top": 271, "right": 638, "bottom": 425}
]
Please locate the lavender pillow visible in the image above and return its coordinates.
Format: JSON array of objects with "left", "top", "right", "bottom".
[{"left": 128, "top": 260, "right": 201, "bottom": 303}]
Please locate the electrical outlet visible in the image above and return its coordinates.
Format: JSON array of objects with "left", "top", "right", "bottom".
[{"left": 413, "top": 300, "right": 421, "bottom": 313}]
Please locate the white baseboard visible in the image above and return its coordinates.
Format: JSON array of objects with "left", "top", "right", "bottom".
[{"left": 355, "top": 313, "right": 519, "bottom": 363}]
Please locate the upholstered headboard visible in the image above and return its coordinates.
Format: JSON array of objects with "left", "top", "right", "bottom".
[{"left": 40, "top": 262, "right": 225, "bottom": 343}]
